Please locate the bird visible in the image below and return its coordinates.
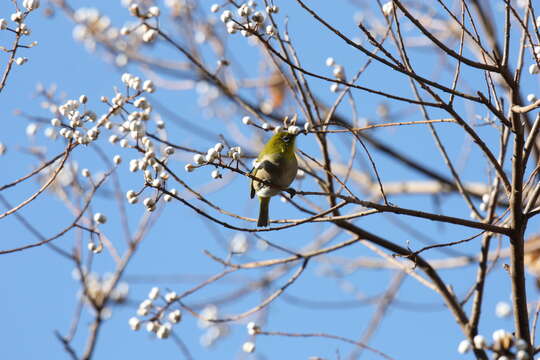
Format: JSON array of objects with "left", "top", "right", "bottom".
[{"left": 250, "top": 131, "right": 298, "bottom": 227}]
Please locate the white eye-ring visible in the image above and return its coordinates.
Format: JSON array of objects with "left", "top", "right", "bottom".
[{"left": 282, "top": 136, "right": 290, "bottom": 142}]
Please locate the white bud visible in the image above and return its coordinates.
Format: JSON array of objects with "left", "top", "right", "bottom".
[
  {"left": 495, "top": 301, "right": 511, "bottom": 318},
  {"left": 120, "top": 139, "right": 129, "bottom": 148},
  {"left": 23, "top": 0, "right": 40, "bottom": 11},
  {"left": 265, "top": 24, "right": 275, "bottom": 36},
  {"left": 148, "top": 6, "right": 160, "bottom": 17},
  {"left": 527, "top": 93, "right": 537, "bottom": 103},
  {"left": 330, "top": 83, "right": 339, "bottom": 93},
  {"left": 146, "top": 321, "right": 159, "bottom": 333},
  {"left": 517, "top": 350, "right": 530, "bottom": 360},
  {"left": 247, "top": 321, "right": 260, "bottom": 335},
  {"left": 210, "top": 4, "right": 220, "bottom": 13},
  {"left": 333, "top": 65, "right": 345, "bottom": 80},
  {"left": 113, "top": 154, "right": 122, "bottom": 165},
  {"left": 15, "top": 57, "right": 27, "bottom": 65},
  {"left": 79, "top": 94, "right": 88, "bottom": 104},
  {"left": 0, "top": 19, "right": 7, "bottom": 30},
  {"left": 185, "top": 163, "right": 195, "bottom": 172},
  {"left": 168, "top": 309, "right": 182, "bottom": 323},
  {"left": 457, "top": 339, "right": 471, "bottom": 354},
  {"left": 148, "top": 287, "right": 160, "bottom": 300},
  {"left": 142, "top": 29, "right": 158, "bottom": 42},
  {"left": 251, "top": 11, "right": 265, "bottom": 24},
  {"left": 156, "top": 323, "right": 171, "bottom": 339},
  {"left": 211, "top": 169, "right": 221, "bottom": 179},
  {"left": 26, "top": 123, "right": 38, "bottom": 136},
  {"left": 163, "top": 146, "right": 174, "bottom": 155},
  {"left": 129, "top": 4, "right": 140, "bottom": 17},
  {"left": 11, "top": 12, "right": 23, "bottom": 22},
  {"left": 129, "top": 317, "right": 141, "bottom": 331},
  {"left": 93, "top": 213, "right": 107, "bottom": 224},
  {"left": 325, "top": 57, "right": 335, "bottom": 67},
  {"left": 193, "top": 154, "right": 205, "bottom": 165},
  {"left": 382, "top": 1, "right": 394, "bottom": 16},
  {"left": 81, "top": 168, "right": 91, "bottom": 177},
  {"left": 143, "top": 80, "right": 155, "bottom": 93},
  {"left": 529, "top": 64, "right": 540, "bottom": 75},
  {"left": 242, "top": 341, "right": 256, "bottom": 353},
  {"left": 214, "top": 143, "right": 224, "bottom": 152},
  {"left": 473, "top": 335, "right": 486, "bottom": 349},
  {"left": 288, "top": 125, "right": 300, "bottom": 135},
  {"left": 165, "top": 291, "right": 177, "bottom": 302},
  {"left": 220, "top": 10, "right": 232, "bottom": 23},
  {"left": 143, "top": 197, "right": 155, "bottom": 208},
  {"left": 242, "top": 116, "right": 252, "bottom": 125}
]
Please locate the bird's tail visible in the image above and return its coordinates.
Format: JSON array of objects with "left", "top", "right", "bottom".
[{"left": 258, "top": 197, "right": 270, "bottom": 227}]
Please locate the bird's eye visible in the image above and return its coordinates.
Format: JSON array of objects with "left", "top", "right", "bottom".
[{"left": 282, "top": 136, "right": 290, "bottom": 142}]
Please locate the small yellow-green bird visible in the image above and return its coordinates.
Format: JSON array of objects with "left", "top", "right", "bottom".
[{"left": 250, "top": 131, "right": 298, "bottom": 227}]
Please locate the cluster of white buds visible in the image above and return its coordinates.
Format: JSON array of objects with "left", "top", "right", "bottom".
[
  {"left": 219, "top": 1, "right": 271, "bottom": 37},
  {"left": 130, "top": 286, "right": 182, "bottom": 340},
  {"left": 324, "top": 57, "right": 343, "bottom": 90},
  {"left": 478, "top": 192, "right": 491, "bottom": 213},
  {"left": 266, "top": 5, "right": 279, "bottom": 13},
  {"left": 72, "top": 7, "right": 117, "bottom": 53},
  {"left": 128, "top": 3, "right": 161, "bottom": 19},
  {"left": 81, "top": 272, "right": 129, "bottom": 309},
  {"left": 142, "top": 25, "right": 158, "bottom": 43},
  {"left": 229, "top": 146, "right": 242, "bottom": 161},
  {"left": 126, "top": 190, "right": 138, "bottom": 204},
  {"left": 17, "top": 23, "right": 31, "bottom": 36},
  {"left": 10, "top": 11, "right": 23, "bottom": 23},
  {"left": 197, "top": 304, "right": 230, "bottom": 347},
  {"left": 458, "top": 330, "right": 530, "bottom": 360}
]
